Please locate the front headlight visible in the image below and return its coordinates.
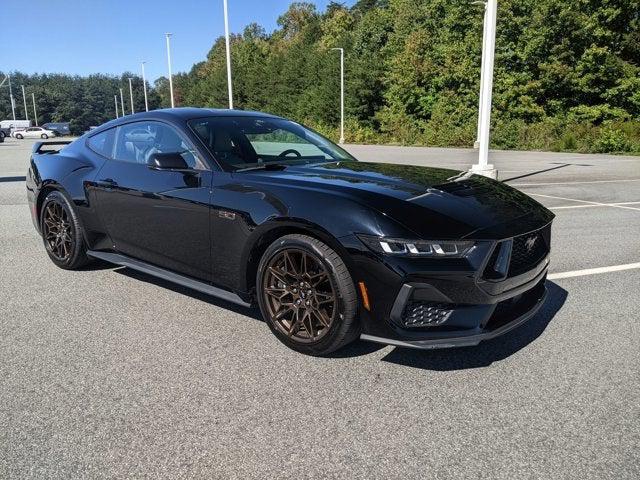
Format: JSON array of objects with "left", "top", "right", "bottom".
[{"left": 358, "top": 235, "right": 474, "bottom": 258}]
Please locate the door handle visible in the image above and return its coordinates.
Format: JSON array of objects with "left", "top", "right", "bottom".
[{"left": 96, "top": 178, "right": 117, "bottom": 188}]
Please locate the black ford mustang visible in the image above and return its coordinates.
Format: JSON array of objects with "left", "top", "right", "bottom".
[{"left": 27, "top": 108, "right": 554, "bottom": 355}]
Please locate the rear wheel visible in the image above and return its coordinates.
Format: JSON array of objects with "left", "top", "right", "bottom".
[
  {"left": 257, "top": 234, "right": 358, "bottom": 355},
  {"left": 40, "top": 191, "right": 91, "bottom": 269}
]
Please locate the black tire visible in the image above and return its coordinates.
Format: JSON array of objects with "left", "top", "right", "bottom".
[
  {"left": 41, "top": 134, "right": 48, "bottom": 139},
  {"left": 40, "top": 190, "right": 91, "bottom": 270},
  {"left": 256, "top": 234, "right": 359, "bottom": 355},
  {"left": 16, "top": 133, "right": 23, "bottom": 139}
]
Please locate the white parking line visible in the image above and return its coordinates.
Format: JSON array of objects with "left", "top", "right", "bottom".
[
  {"left": 548, "top": 263, "right": 640, "bottom": 280},
  {"left": 526, "top": 193, "right": 640, "bottom": 212},
  {"left": 512, "top": 178, "right": 640, "bottom": 187},
  {"left": 550, "top": 201, "right": 640, "bottom": 210}
]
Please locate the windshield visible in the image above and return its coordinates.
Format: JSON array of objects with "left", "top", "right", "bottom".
[{"left": 188, "top": 116, "right": 356, "bottom": 170}]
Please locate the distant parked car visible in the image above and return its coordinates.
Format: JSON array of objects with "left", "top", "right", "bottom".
[
  {"left": 42, "top": 122, "right": 71, "bottom": 136},
  {"left": 13, "top": 126, "right": 56, "bottom": 139}
]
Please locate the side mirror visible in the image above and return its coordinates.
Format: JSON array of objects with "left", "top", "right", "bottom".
[{"left": 147, "top": 152, "right": 189, "bottom": 170}]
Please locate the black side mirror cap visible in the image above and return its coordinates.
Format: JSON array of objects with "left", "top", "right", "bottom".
[{"left": 147, "top": 152, "right": 189, "bottom": 170}]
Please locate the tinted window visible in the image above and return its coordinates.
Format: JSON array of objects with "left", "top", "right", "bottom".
[
  {"left": 87, "top": 128, "right": 116, "bottom": 158},
  {"left": 189, "top": 116, "right": 355, "bottom": 169},
  {"left": 113, "top": 121, "right": 201, "bottom": 168}
]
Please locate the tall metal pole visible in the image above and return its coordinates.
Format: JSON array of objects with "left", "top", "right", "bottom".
[
  {"left": 165, "top": 33, "right": 175, "bottom": 108},
  {"left": 223, "top": 0, "right": 234, "bottom": 109},
  {"left": 31, "top": 93, "right": 38, "bottom": 126},
  {"left": 331, "top": 48, "right": 345, "bottom": 144},
  {"left": 7, "top": 75, "right": 16, "bottom": 121},
  {"left": 470, "top": 0, "right": 497, "bottom": 178},
  {"left": 21, "top": 85, "right": 29, "bottom": 121},
  {"left": 114, "top": 95, "right": 119, "bottom": 118},
  {"left": 141, "top": 62, "right": 149, "bottom": 112},
  {"left": 474, "top": 1, "right": 488, "bottom": 149},
  {"left": 120, "top": 88, "right": 125, "bottom": 116},
  {"left": 128, "top": 77, "right": 135, "bottom": 114}
]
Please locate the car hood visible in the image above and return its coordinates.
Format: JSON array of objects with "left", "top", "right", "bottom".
[{"left": 245, "top": 161, "right": 554, "bottom": 239}]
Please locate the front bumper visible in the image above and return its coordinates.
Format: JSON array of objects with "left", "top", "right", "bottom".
[
  {"left": 341, "top": 227, "right": 552, "bottom": 350},
  {"left": 361, "top": 277, "right": 547, "bottom": 349}
]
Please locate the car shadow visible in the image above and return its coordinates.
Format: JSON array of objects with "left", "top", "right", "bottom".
[
  {"left": 113, "top": 266, "right": 264, "bottom": 321},
  {"left": 378, "top": 281, "right": 568, "bottom": 370},
  {"left": 92, "top": 262, "right": 566, "bottom": 367}
]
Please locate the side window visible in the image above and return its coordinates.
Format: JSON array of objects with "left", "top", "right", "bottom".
[
  {"left": 87, "top": 128, "right": 116, "bottom": 158},
  {"left": 113, "top": 121, "right": 202, "bottom": 168}
]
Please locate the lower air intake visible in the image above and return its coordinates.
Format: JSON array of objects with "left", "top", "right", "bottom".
[{"left": 402, "top": 301, "right": 455, "bottom": 328}]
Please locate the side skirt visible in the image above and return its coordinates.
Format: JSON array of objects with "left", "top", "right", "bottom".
[{"left": 87, "top": 250, "right": 252, "bottom": 308}]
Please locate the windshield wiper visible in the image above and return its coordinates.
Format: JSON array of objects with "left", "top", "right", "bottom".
[{"left": 235, "top": 163, "right": 289, "bottom": 172}]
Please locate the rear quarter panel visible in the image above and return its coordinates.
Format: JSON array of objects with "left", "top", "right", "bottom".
[{"left": 27, "top": 139, "right": 107, "bottom": 240}]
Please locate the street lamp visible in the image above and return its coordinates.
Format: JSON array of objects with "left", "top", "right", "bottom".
[
  {"left": 165, "top": 33, "right": 175, "bottom": 108},
  {"left": 470, "top": 0, "right": 497, "bottom": 179},
  {"left": 31, "top": 93, "right": 38, "bottom": 126},
  {"left": 114, "top": 95, "right": 119, "bottom": 118},
  {"left": 473, "top": 0, "right": 488, "bottom": 149},
  {"left": 2, "top": 75, "right": 17, "bottom": 121},
  {"left": 223, "top": 0, "right": 234, "bottom": 109},
  {"left": 21, "top": 85, "right": 29, "bottom": 121},
  {"left": 141, "top": 62, "right": 149, "bottom": 112},
  {"left": 330, "top": 47, "right": 345, "bottom": 144},
  {"left": 128, "top": 77, "right": 135, "bottom": 114},
  {"left": 120, "top": 88, "right": 125, "bottom": 116}
]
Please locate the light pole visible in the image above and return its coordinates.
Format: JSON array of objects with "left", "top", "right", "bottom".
[
  {"left": 141, "top": 62, "right": 149, "bottom": 112},
  {"left": 330, "top": 47, "right": 345, "bottom": 144},
  {"left": 128, "top": 77, "right": 135, "bottom": 114},
  {"left": 165, "top": 33, "right": 175, "bottom": 108},
  {"left": 223, "top": 0, "right": 234, "bottom": 109},
  {"left": 6, "top": 75, "right": 16, "bottom": 121},
  {"left": 114, "top": 95, "right": 119, "bottom": 118},
  {"left": 470, "top": 0, "right": 497, "bottom": 179},
  {"left": 31, "top": 93, "right": 38, "bottom": 126},
  {"left": 473, "top": 0, "right": 488, "bottom": 149},
  {"left": 120, "top": 88, "right": 125, "bottom": 116},
  {"left": 21, "top": 85, "right": 29, "bottom": 121}
]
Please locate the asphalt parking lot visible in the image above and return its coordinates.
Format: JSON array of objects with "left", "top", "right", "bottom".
[{"left": 1, "top": 137, "right": 638, "bottom": 479}]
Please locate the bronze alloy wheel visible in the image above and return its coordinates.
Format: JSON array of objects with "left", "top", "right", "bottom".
[
  {"left": 262, "top": 248, "right": 337, "bottom": 343},
  {"left": 43, "top": 201, "right": 73, "bottom": 261}
]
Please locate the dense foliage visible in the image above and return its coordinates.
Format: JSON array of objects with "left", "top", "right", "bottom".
[
  {"left": 2, "top": 0, "right": 639, "bottom": 153},
  {"left": 0, "top": 72, "right": 160, "bottom": 134}
]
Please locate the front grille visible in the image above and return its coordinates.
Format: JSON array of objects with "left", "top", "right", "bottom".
[
  {"left": 402, "top": 301, "right": 455, "bottom": 328},
  {"left": 483, "top": 224, "right": 551, "bottom": 279},
  {"left": 508, "top": 224, "right": 551, "bottom": 277}
]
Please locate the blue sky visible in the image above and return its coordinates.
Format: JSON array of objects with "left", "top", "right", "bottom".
[{"left": 1, "top": 0, "right": 355, "bottom": 82}]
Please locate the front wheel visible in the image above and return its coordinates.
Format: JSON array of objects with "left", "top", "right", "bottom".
[
  {"left": 41, "top": 134, "right": 48, "bottom": 139},
  {"left": 257, "top": 234, "right": 359, "bottom": 355},
  {"left": 16, "top": 133, "right": 23, "bottom": 139}
]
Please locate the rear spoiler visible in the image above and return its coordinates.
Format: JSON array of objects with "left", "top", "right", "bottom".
[{"left": 32, "top": 141, "right": 72, "bottom": 155}]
